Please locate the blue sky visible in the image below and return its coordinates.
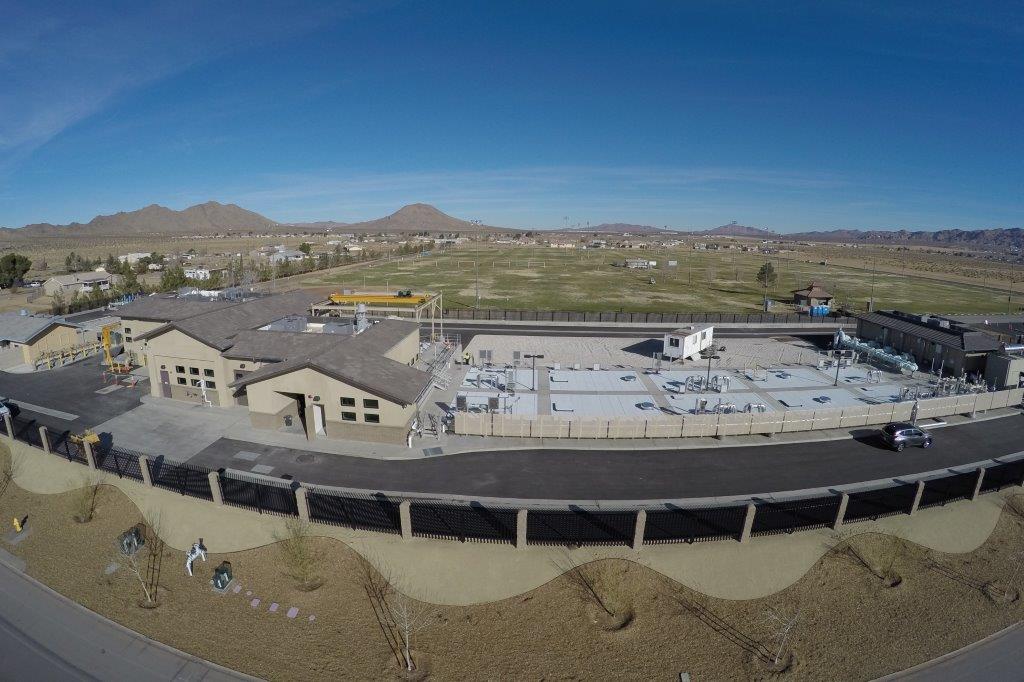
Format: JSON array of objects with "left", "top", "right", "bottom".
[{"left": 1, "top": 1, "right": 1022, "bottom": 231}]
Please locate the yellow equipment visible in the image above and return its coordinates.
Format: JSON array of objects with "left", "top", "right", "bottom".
[
  {"left": 101, "top": 324, "right": 132, "bottom": 374},
  {"left": 328, "top": 292, "right": 428, "bottom": 306},
  {"left": 69, "top": 431, "right": 100, "bottom": 446}
]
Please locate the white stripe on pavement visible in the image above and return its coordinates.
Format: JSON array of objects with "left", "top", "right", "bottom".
[{"left": 14, "top": 402, "right": 78, "bottom": 421}]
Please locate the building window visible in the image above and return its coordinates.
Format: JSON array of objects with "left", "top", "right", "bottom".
[
  {"left": 177, "top": 377, "right": 187, "bottom": 385},
  {"left": 669, "top": 337, "right": 680, "bottom": 347},
  {"left": 341, "top": 411, "right": 357, "bottom": 421},
  {"left": 340, "top": 397, "right": 356, "bottom": 407},
  {"left": 124, "top": 336, "right": 133, "bottom": 343},
  {"left": 189, "top": 367, "right": 200, "bottom": 375},
  {"left": 234, "top": 371, "right": 246, "bottom": 381},
  {"left": 204, "top": 368, "right": 215, "bottom": 377},
  {"left": 123, "top": 327, "right": 132, "bottom": 334},
  {"left": 205, "top": 381, "right": 216, "bottom": 389},
  {"left": 191, "top": 378, "right": 202, "bottom": 387},
  {"left": 364, "top": 413, "right": 380, "bottom": 424},
  {"left": 175, "top": 365, "right": 185, "bottom": 374},
  {"left": 363, "top": 399, "right": 379, "bottom": 409}
]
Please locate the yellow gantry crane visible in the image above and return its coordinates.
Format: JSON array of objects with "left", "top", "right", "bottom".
[{"left": 101, "top": 323, "right": 132, "bottom": 375}]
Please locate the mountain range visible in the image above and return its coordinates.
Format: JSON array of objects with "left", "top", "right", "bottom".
[{"left": 1, "top": 201, "right": 1020, "bottom": 250}]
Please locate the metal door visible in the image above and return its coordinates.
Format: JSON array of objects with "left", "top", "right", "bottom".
[{"left": 159, "top": 370, "right": 171, "bottom": 398}]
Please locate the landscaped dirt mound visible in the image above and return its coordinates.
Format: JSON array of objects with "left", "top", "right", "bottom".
[{"left": 2, "top": 444, "right": 1024, "bottom": 681}]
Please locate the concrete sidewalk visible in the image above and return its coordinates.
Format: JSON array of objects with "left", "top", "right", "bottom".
[{"left": 0, "top": 550, "right": 256, "bottom": 681}]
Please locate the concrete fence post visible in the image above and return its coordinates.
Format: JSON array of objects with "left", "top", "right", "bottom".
[
  {"left": 833, "top": 493, "right": 850, "bottom": 530},
  {"left": 399, "top": 500, "right": 413, "bottom": 540},
  {"left": 295, "top": 486, "right": 310, "bottom": 522},
  {"left": 971, "top": 467, "right": 986, "bottom": 501},
  {"left": 82, "top": 440, "right": 97, "bottom": 469},
  {"left": 740, "top": 503, "right": 757, "bottom": 543},
  {"left": 208, "top": 471, "right": 223, "bottom": 505},
  {"left": 516, "top": 509, "right": 528, "bottom": 549},
  {"left": 909, "top": 480, "right": 926, "bottom": 515},
  {"left": 139, "top": 456, "right": 152, "bottom": 486},
  {"left": 38, "top": 426, "right": 50, "bottom": 454},
  {"left": 2, "top": 413, "right": 12, "bottom": 442},
  {"left": 632, "top": 509, "right": 647, "bottom": 550}
]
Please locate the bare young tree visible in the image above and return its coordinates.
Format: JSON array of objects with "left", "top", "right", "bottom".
[
  {"left": 826, "top": 531, "right": 903, "bottom": 587},
  {"left": 275, "top": 518, "right": 323, "bottom": 591},
  {"left": 117, "top": 524, "right": 156, "bottom": 606},
  {"left": 761, "top": 606, "right": 800, "bottom": 668},
  {"left": 354, "top": 555, "right": 439, "bottom": 673},
  {"left": 73, "top": 473, "right": 104, "bottom": 523},
  {"left": 0, "top": 446, "right": 22, "bottom": 501},
  {"left": 552, "top": 552, "right": 632, "bottom": 629}
]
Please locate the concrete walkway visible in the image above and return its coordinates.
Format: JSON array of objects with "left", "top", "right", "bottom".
[
  {"left": 0, "top": 550, "right": 256, "bottom": 681},
  {"left": 879, "top": 622, "right": 1024, "bottom": 681},
  {"left": 6, "top": 439, "right": 1013, "bottom": 606}
]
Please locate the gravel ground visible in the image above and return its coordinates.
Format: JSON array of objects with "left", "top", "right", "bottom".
[{"left": 2, "top": 448, "right": 1023, "bottom": 681}]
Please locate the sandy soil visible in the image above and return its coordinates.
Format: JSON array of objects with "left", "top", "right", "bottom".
[{"left": 2, "top": 461, "right": 1023, "bottom": 681}]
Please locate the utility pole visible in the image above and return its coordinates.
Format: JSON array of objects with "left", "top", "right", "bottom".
[{"left": 475, "top": 260, "right": 480, "bottom": 307}]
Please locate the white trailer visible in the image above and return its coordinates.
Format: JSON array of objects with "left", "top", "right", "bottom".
[{"left": 663, "top": 324, "right": 714, "bottom": 361}]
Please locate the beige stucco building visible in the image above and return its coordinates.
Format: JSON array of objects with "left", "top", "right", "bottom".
[
  {"left": 120, "top": 291, "right": 431, "bottom": 444},
  {"left": 0, "top": 312, "right": 81, "bottom": 365}
]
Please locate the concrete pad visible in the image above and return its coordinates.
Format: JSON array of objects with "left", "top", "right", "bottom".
[
  {"left": 91, "top": 400, "right": 250, "bottom": 459},
  {"left": 769, "top": 387, "right": 868, "bottom": 409},
  {"left": 233, "top": 451, "right": 262, "bottom": 461},
  {"left": 550, "top": 393, "right": 659, "bottom": 417},
  {"left": 548, "top": 369, "right": 642, "bottom": 392},
  {"left": 250, "top": 464, "right": 274, "bottom": 475},
  {"left": 268, "top": 602, "right": 278, "bottom": 613},
  {"left": 3, "top": 526, "right": 33, "bottom": 546},
  {"left": 95, "top": 385, "right": 123, "bottom": 395},
  {"left": 286, "top": 607, "right": 298, "bottom": 618},
  {"left": 250, "top": 598, "right": 260, "bottom": 608}
]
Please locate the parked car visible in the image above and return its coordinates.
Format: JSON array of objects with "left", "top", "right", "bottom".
[
  {"left": 0, "top": 398, "right": 20, "bottom": 419},
  {"left": 879, "top": 422, "right": 932, "bottom": 452}
]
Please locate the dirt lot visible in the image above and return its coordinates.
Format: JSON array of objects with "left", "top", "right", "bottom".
[{"left": 2, "top": 451, "right": 1023, "bottom": 680}]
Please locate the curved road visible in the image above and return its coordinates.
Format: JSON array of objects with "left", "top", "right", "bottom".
[{"left": 192, "top": 415, "right": 1024, "bottom": 500}]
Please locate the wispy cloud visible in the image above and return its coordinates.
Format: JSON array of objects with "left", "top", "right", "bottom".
[{"left": 0, "top": 2, "right": 371, "bottom": 169}]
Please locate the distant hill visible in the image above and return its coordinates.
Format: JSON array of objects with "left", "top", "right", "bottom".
[
  {"left": 0, "top": 201, "right": 509, "bottom": 240},
  {"left": 785, "top": 227, "right": 1024, "bottom": 251},
  {"left": 339, "top": 203, "right": 510, "bottom": 233},
  {"left": 1, "top": 201, "right": 276, "bottom": 239},
  {"left": 691, "top": 223, "right": 772, "bottom": 238}
]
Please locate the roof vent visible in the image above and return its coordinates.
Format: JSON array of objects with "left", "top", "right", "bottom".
[{"left": 938, "top": 320, "right": 950, "bottom": 329}]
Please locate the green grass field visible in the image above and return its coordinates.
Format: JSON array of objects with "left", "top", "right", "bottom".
[{"left": 304, "top": 245, "right": 1015, "bottom": 314}]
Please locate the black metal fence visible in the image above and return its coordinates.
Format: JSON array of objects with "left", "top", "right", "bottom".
[
  {"left": 48, "top": 430, "right": 89, "bottom": 465},
  {"left": 751, "top": 496, "right": 842, "bottom": 536},
  {"left": 643, "top": 505, "right": 748, "bottom": 544},
  {"left": 526, "top": 507, "right": 637, "bottom": 546},
  {"left": 148, "top": 456, "right": 214, "bottom": 501},
  {"left": 918, "top": 472, "right": 979, "bottom": 509},
  {"left": 443, "top": 308, "right": 854, "bottom": 325},
  {"left": 306, "top": 488, "right": 401, "bottom": 533},
  {"left": 842, "top": 483, "right": 919, "bottom": 523},
  {"left": 410, "top": 501, "right": 518, "bottom": 543},
  {"left": 5, "top": 423, "right": 1023, "bottom": 547},
  {"left": 219, "top": 471, "right": 298, "bottom": 517},
  {"left": 93, "top": 444, "right": 144, "bottom": 481}
]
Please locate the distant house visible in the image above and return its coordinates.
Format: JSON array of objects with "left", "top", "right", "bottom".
[
  {"left": 268, "top": 248, "right": 305, "bottom": 264},
  {"left": 118, "top": 252, "right": 151, "bottom": 264},
  {"left": 625, "top": 258, "right": 656, "bottom": 269},
  {"left": 792, "top": 281, "right": 834, "bottom": 308},
  {"left": 42, "top": 271, "right": 122, "bottom": 297},
  {"left": 185, "top": 268, "right": 211, "bottom": 281}
]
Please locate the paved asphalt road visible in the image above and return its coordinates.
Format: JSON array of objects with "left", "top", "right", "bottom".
[
  {"left": 883, "top": 622, "right": 1024, "bottom": 681},
  {"left": 0, "top": 362, "right": 146, "bottom": 434},
  {"left": 0, "top": 556, "right": 253, "bottom": 681},
  {"left": 190, "top": 416, "right": 1024, "bottom": 499}
]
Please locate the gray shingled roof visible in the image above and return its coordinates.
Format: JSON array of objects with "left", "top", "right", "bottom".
[
  {"left": 227, "top": 319, "right": 430, "bottom": 405},
  {"left": 136, "top": 290, "right": 324, "bottom": 350},
  {"left": 117, "top": 296, "right": 238, "bottom": 322},
  {"left": 0, "top": 313, "right": 77, "bottom": 344},
  {"left": 855, "top": 311, "right": 1001, "bottom": 352}
]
